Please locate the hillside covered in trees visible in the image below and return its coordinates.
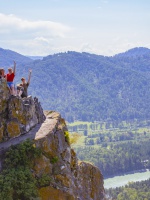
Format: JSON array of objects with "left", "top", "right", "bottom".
[
  {"left": 0, "top": 48, "right": 32, "bottom": 66},
  {"left": 75, "top": 140, "right": 150, "bottom": 177},
  {"left": 106, "top": 178, "right": 150, "bottom": 200},
  {"left": 1, "top": 47, "right": 150, "bottom": 122}
]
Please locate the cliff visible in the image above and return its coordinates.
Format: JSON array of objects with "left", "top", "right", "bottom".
[{"left": 0, "top": 78, "right": 105, "bottom": 200}]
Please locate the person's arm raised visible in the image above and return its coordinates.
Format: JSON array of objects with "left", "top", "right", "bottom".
[
  {"left": 13, "top": 61, "right": 16, "bottom": 75},
  {"left": 28, "top": 69, "right": 32, "bottom": 84}
]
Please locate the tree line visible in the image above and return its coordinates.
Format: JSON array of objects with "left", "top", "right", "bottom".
[
  {"left": 75, "top": 140, "right": 150, "bottom": 177},
  {"left": 105, "top": 178, "right": 150, "bottom": 200}
]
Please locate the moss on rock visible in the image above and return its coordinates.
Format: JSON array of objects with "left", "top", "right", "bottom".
[
  {"left": 7, "top": 120, "right": 20, "bottom": 138},
  {"left": 38, "top": 187, "right": 75, "bottom": 200}
]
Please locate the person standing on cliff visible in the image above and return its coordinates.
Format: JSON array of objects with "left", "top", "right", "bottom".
[
  {"left": 0, "top": 69, "right": 2, "bottom": 79},
  {"left": 0, "top": 68, "right": 6, "bottom": 78},
  {"left": 17, "top": 69, "right": 32, "bottom": 98},
  {"left": 6, "top": 61, "right": 16, "bottom": 95}
]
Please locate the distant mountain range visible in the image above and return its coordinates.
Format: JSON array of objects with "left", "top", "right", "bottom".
[
  {"left": 1, "top": 47, "right": 150, "bottom": 122},
  {"left": 115, "top": 47, "right": 150, "bottom": 57},
  {"left": 0, "top": 48, "right": 32, "bottom": 66},
  {"left": 27, "top": 56, "right": 43, "bottom": 60}
]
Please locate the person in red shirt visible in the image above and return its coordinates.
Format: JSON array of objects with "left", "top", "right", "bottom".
[{"left": 6, "top": 61, "right": 16, "bottom": 95}]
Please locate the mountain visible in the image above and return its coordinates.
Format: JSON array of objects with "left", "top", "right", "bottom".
[
  {"left": 0, "top": 47, "right": 32, "bottom": 66},
  {"left": 1, "top": 47, "right": 150, "bottom": 122},
  {"left": 113, "top": 47, "right": 150, "bottom": 72},
  {"left": 115, "top": 47, "right": 150, "bottom": 57},
  {"left": 27, "top": 56, "right": 43, "bottom": 60}
]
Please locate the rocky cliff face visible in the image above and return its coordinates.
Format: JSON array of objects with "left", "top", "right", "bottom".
[
  {"left": 0, "top": 78, "right": 105, "bottom": 200},
  {"left": 0, "top": 78, "right": 45, "bottom": 141}
]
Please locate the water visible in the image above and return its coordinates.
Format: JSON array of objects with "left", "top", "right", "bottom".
[{"left": 104, "top": 169, "right": 150, "bottom": 189}]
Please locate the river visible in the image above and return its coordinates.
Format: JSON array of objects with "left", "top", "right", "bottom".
[{"left": 104, "top": 169, "right": 150, "bottom": 189}]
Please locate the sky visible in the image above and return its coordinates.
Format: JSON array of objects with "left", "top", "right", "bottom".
[{"left": 0, "top": 0, "right": 150, "bottom": 56}]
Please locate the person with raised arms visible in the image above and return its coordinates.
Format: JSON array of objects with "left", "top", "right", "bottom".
[
  {"left": 17, "top": 69, "right": 32, "bottom": 98},
  {"left": 6, "top": 61, "right": 16, "bottom": 95}
]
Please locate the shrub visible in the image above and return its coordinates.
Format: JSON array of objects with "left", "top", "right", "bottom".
[
  {"left": 64, "top": 131, "right": 70, "bottom": 144},
  {"left": 50, "top": 156, "right": 58, "bottom": 164},
  {"left": 0, "top": 139, "right": 42, "bottom": 200},
  {"left": 70, "top": 132, "right": 80, "bottom": 145}
]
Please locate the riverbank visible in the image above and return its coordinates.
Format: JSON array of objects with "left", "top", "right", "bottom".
[
  {"left": 104, "top": 168, "right": 149, "bottom": 179},
  {"left": 104, "top": 169, "right": 150, "bottom": 189}
]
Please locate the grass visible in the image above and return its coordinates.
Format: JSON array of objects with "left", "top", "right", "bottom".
[
  {"left": 68, "top": 119, "right": 150, "bottom": 148},
  {"left": 67, "top": 121, "right": 91, "bottom": 126}
]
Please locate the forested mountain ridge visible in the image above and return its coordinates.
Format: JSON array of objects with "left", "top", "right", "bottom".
[
  {"left": 1, "top": 47, "right": 150, "bottom": 122},
  {"left": 113, "top": 47, "right": 150, "bottom": 72},
  {"left": 0, "top": 47, "right": 32, "bottom": 66},
  {"left": 115, "top": 47, "right": 150, "bottom": 58}
]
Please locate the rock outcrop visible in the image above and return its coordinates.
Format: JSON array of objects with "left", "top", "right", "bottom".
[
  {"left": 0, "top": 78, "right": 105, "bottom": 200},
  {"left": 0, "top": 78, "right": 45, "bottom": 141}
]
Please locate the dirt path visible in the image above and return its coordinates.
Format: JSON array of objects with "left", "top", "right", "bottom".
[
  {"left": 0, "top": 111, "right": 60, "bottom": 153},
  {"left": 0, "top": 124, "right": 41, "bottom": 153}
]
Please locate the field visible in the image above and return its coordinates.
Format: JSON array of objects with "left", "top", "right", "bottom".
[{"left": 67, "top": 119, "right": 150, "bottom": 147}]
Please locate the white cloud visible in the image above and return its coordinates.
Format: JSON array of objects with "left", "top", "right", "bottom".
[
  {"left": 0, "top": 12, "right": 149, "bottom": 56},
  {"left": 81, "top": 43, "right": 93, "bottom": 52},
  {"left": 0, "top": 13, "right": 71, "bottom": 49},
  {"left": 0, "top": 13, "right": 72, "bottom": 55},
  {"left": 0, "top": 13, "right": 70, "bottom": 38},
  {"left": 34, "top": 37, "right": 51, "bottom": 44}
]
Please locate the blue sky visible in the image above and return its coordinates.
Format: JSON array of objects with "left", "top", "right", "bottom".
[{"left": 0, "top": 0, "right": 150, "bottom": 56}]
